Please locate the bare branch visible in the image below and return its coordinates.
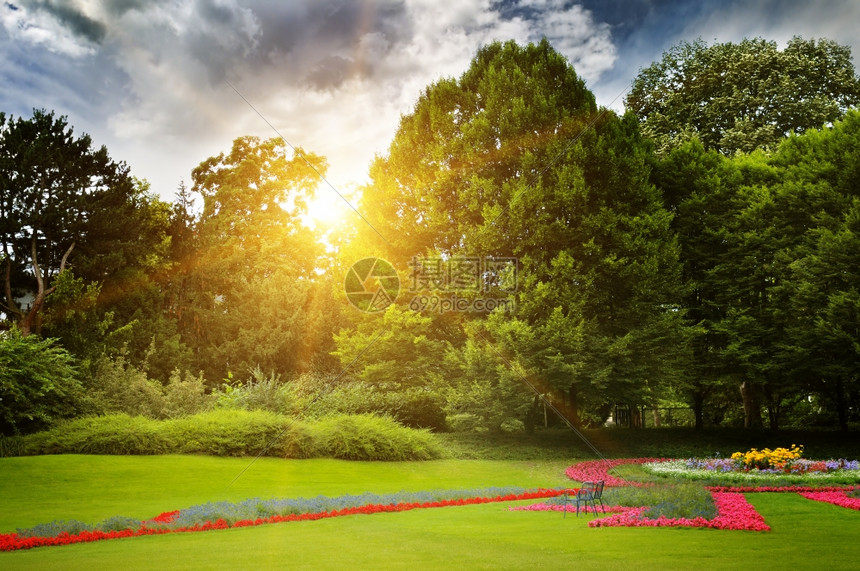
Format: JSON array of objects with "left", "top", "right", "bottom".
[
  {"left": 58, "top": 241, "right": 75, "bottom": 274},
  {"left": 31, "top": 234, "right": 44, "bottom": 297}
]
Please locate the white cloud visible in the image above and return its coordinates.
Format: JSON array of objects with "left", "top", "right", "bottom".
[
  {"left": 1, "top": 1, "right": 97, "bottom": 57},
  {"left": 64, "top": 0, "right": 616, "bottom": 200},
  {"left": 2, "top": 0, "right": 619, "bottom": 200},
  {"left": 682, "top": 0, "right": 860, "bottom": 59}
]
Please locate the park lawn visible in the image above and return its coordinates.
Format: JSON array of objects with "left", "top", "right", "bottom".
[
  {"left": 2, "top": 455, "right": 860, "bottom": 569},
  {"left": 0, "top": 455, "right": 572, "bottom": 531}
]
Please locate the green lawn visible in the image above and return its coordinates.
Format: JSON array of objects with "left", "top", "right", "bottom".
[
  {"left": 2, "top": 455, "right": 860, "bottom": 569},
  {"left": 0, "top": 455, "right": 572, "bottom": 531}
]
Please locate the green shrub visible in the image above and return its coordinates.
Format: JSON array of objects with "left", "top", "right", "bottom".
[
  {"left": 303, "top": 381, "right": 447, "bottom": 431},
  {"left": 213, "top": 368, "right": 294, "bottom": 414},
  {"left": 10, "top": 411, "right": 444, "bottom": 461},
  {"left": 447, "top": 413, "right": 484, "bottom": 433},
  {"left": 87, "top": 354, "right": 166, "bottom": 418},
  {"left": 0, "top": 435, "right": 27, "bottom": 457},
  {"left": 317, "top": 414, "right": 443, "bottom": 461},
  {"left": 162, "top": 369, "right": 213, "bottom": 419},
  {"left": 24, "top": 414, "right": 170, "bottom": 455},
  {"left": 167, "top": 409, "right": 288, "bottom": 457},
  {"left": 386, "top": 390, "right": 447, "bottom": 431},
  {"left": 0, "top": 328, "right": 84, "bottom": 435},
  {"left": 280, "top": 421, "right": 324, "bottom": 459}
]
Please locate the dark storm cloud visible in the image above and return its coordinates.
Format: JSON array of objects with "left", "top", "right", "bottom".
[
  {"left": 179, "top": 0, "right": 262, "bottom": 84},
  {"left": 25, "top": 0, "right": 106, "bottom": 43},
  {"left": 101, "top": 0, "right": 168, "bottom": 18},
  {"left": 248, "top": 0, "right": 412, "bottom": 90}
]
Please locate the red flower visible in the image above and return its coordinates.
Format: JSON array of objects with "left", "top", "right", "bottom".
[
  {"left": 588, "top": 491, "right": 770, "bottom": 531},
  {"left": 798, "top": 491, "right": 860, "bottom": 510}
]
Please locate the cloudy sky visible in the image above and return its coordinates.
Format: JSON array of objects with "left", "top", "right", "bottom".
[{"left": 2, "top": 0, "right": 859, "bottom": 216}]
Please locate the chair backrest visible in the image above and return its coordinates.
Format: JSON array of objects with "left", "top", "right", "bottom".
[
  {"left": 592, "top": 480, "right": 604, "bottom": 499},
  {"left": 577, "top": 481, "right": 598, "bottom": 498}
]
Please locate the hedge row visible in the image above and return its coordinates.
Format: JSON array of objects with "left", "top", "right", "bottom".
[{"left": 0, "top": 411, "right": 444, "bottom": 461}]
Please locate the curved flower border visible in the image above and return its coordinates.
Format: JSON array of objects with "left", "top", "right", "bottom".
[
  {"left": 0, "top": 488, "right": 563, "bottom": 552},
  {"left": 564, "top": 458, "right": 667, "bottom": 487}
]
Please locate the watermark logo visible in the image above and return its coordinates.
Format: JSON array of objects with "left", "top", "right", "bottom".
[
  {"left": 345, "top": 255, "right": 516, "bottom": 314},
  {"left": 407, "top": 256, "right": 517, "bottom": 314},
  {"left": 345, "top": 257, "right": 400, "bottom": 312}
]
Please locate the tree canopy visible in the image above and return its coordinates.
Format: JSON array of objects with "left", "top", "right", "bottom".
[
  {"left": 2, "top": 34, "right": 860, "bottom": 436},
  {"left": 0, "top": 109, "right": 169, "bottom": 340},
  {"left": 627, "top": 37, "right": 860, "bottom": 155}
]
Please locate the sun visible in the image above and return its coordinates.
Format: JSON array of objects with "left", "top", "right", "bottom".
[{"left": 304, "top": 191, "right": 350, "bottom": 229}]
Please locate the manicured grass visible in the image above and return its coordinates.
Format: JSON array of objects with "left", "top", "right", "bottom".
[
  {"left": 0, "top": 455, "right": 571, "bottom": 531},
  {"left": 2, "top": 455, "right": 860, "bottom": 569},
  {"left": 5, "top": 492, "right": 860, "bottom": 570}
]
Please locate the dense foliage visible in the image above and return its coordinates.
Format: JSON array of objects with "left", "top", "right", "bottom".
[
  {"left": 1, "top": 35, "right": 859, "bottom": 440},
  {"left": 0, "top": 329, "right": 82, "bottom": 434},
  {"left": 627, "top": 37, "right": 860, "bottom": 155}
]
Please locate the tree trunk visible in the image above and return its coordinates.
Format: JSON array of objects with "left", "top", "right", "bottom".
[
  {"left": 740, "top": 381, "right": 763, "bottom": 429},
  {"left": 767, "top": 405, "right": 779, "bottom": 431},
  {"left": 693, "top": 391, "right": 705, "bottom": 430},
  {"left": 18, "top": 237, "right": 74, "bottom": 337},
  {"left": 567, "top": 385, "right": 581, "bottom": 429},
  {"left": 835, "top": 378, "right": 848, "bottom": 433},
  {"left": 3, "top": 255, "right": 23, "bottom": 325}
]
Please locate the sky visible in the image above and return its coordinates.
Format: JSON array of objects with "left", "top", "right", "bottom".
[{"left": 2, "top": 0, "right": 859, "bottom": 219}]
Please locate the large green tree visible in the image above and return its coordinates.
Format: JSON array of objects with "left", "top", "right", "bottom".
[
  {"left": 653, "top": 110, "right": 860, "bottom": 430},
  {"left": 351, "top": 39, "right": 685, "bottom": 428},
  {"left": 359, "top": 38, "right": 597, "bottom": 263},
  {"left": 650, "top": 140, "right": 740, "bottom": 428},
  {"left": 627, "top": 37, "right": 860, "bottom": 155},
  {"left": 178, "top": 136, "right": 337, "bottom": 382},
  {"left": 0, "top": 109, "right": 171, "bottom": 345},
  {"left": 775, "top": 111, "right": 860, "bottom": 431}
]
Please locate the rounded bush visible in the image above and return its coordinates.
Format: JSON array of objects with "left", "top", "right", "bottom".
[{"left": 317, "top": 414, "right": 443, "bottom": 461}]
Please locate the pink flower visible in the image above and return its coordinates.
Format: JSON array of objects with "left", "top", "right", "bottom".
[
  {"left": 588, "top": 491, "right": 770, "bottom": 531},
  {"left": 564, "top": 458, "right": 669, "bottom": 487},
  {"left": 798, "top": 491, "right": 860, "bottom": 510}
]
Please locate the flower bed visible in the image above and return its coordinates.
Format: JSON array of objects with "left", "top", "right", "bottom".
[
  {"left": 646, "top": 445, "right": 860, "bottom": 485},
  {"left": 564, "top": 458, "right": 667, "bottom": 486},
  {"left": 0, "top": 487, "right": 563, "bottom": 552},
  {"left": 510, "top": 489, "right": 769, "bottom": 531},
  {"left": 516, "top": 453, "right": 860, "bottom": 532},
  {"left": 643, "top": 459, "right": 860, "bottom": 485},
  {"left": 798, "top": 491, "right": 860, "bottom": 510},
  {"left": 588, "top": 491, "right": 770, "bottom": 531}
]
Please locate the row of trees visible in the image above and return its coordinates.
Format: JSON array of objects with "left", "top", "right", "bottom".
[{"left": 2, "top": 36, "right": 859, "bottom": 435}]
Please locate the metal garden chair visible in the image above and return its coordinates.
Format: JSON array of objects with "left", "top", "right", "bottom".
[{"left": 562, "top": 480, "right": 605, "bottom": 518}]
